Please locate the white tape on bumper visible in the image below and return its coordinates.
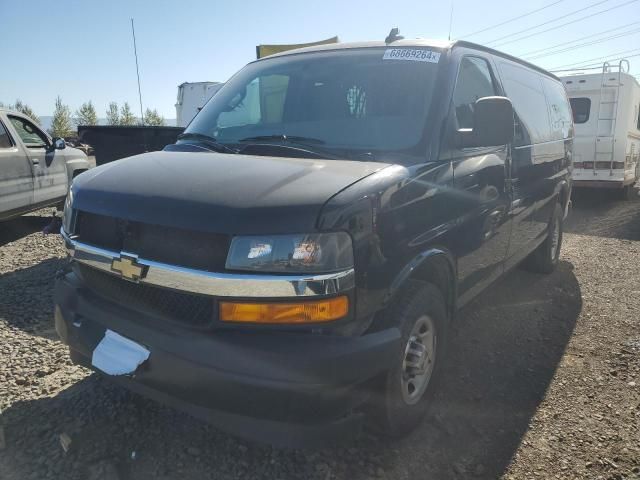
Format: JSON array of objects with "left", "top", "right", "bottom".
[{"left": 92, "top": 330, "right": 150, "bottom": 376}]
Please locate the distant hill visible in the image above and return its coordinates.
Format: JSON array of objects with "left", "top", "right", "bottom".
[{"left": 37, "top": 116, "right": 177, "bottom": 132}]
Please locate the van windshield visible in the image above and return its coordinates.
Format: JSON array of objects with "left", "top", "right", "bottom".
[{"left": 184, "top": 48, "right": 442, "bottom": 161}]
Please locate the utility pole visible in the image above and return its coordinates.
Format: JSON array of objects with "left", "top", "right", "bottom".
[
  {"left": 131, "top": 18, "right": 145, "bottom": 125},
  {"left": 448, "top": 1, "right": 455, "bottom": 41}
]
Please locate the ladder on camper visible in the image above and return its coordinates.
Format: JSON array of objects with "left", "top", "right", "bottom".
[{"left": 593, "top": 59, "right": 630, "bottom": 175}]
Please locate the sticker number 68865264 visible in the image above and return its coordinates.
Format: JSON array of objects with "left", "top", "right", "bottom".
[{"left": 383, "top": 48, "right": 441, "bottom": 63}]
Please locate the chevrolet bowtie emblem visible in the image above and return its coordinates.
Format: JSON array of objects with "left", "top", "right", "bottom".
[{"left": 111, "top": 254, "right": 147, "bottom": 282}]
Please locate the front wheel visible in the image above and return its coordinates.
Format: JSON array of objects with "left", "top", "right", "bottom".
[
  {"left": 372, "top": 281, "right": 448, "bottom": 437},
  {"left": 523, "top": 202, "right": 563, "bottom": 274}
]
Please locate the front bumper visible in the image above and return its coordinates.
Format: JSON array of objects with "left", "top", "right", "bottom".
[{"left": 54, "top": 272, "right": 401, "bottom": 447}]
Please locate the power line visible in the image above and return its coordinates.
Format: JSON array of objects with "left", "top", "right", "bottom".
[
  {"left": 549, "top": 53, "right": 640, "bottom": 73},
  {"left": 486, "top": 0, "right": 612, "bottom": 44},
  {"left": 458, "top": 0, "right": 566, "bottom": 38},
  {"left": 490, "top": 0, "right": 640, "bottom": 48},
  {"left": 549, "top": 66, "right": 604, "bottom": 73},
  {"left": 549, "top": 47, "right": 640, "bottom": 69},
  {"left": 525, "top": 26, "right": 640, "bottom": 60},
  {"left": 551, "top": 56, "right": 637, "bottom": 71},
  {"left": 519, "top": 20, "right": 640, "bottom": 57},
  {"left": 550, "top": 57, "right": 640, "bottom": 73}
]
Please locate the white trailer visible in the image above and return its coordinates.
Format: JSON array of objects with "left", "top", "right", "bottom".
[
  {"left": 175, "top": 81, "right": 224, "bottom": 127},
  {"left": 561, "top": 61, "right": 640, "bottom": 198}
]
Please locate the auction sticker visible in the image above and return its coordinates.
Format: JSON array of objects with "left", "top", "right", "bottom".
[{"left": 383, "top": 48, "right": 441, "bottom": 63}]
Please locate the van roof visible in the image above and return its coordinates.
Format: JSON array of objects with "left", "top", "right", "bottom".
[{"left": 260, "top": 38, "right": 560, "bottom": 81}]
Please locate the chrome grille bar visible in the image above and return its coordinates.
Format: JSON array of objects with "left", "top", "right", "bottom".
[{"left": 61, "top": 229, "right": 355, "bottom": 298}]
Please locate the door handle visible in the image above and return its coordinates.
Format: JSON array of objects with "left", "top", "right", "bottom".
[{"left": 31, "top": 159, "right": 40, "bottom": 165}]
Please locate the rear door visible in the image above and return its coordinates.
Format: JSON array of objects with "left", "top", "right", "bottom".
[
  {"left": 7, "top": 114, "right": 68, "bottom": 205},
  {"left": 0, "top": 116, "right": 34, "bottom": 218}
]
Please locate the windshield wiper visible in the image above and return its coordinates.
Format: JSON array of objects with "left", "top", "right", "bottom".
[
  {"left": 238, "top": 134, "right": 325, "bottom": 145},
  {"left": 238, "top": 142, "right": 340, "bottom": 160},
  {"left": 177, "top": 132, "right": 238, "bottom": 154},
  {"left": 238, "top": 134, "right": 338, "bottom": 159}
]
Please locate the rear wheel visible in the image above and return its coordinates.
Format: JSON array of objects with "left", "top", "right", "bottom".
[
  {"left": 372, "top": 281, "right": 448, "bottom": 436},
  {"left": 523, "top": 202, "right": 563, "bottom": 274}
]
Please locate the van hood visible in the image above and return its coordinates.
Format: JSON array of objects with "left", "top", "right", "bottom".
[{"left": 72, "top": 151, "right": 390, "bottom": 234}]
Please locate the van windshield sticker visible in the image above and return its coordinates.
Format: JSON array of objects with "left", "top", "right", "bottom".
[{"left": 383, "top": 48, "right": 441, "bottom": 63}]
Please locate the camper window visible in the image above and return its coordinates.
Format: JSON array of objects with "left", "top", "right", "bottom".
[{"left": 569, "top": 98, "right": 590, "bottom": 124}]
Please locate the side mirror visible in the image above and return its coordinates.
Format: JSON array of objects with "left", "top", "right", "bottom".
[
  {"left": 457, "top": 96, "right": 514, "bottom": 148},
  {"left": 53, "top": 137, "right": 66, "bottom": 150}
]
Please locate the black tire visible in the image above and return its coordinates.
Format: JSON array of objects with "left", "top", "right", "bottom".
[
  {"left": 372, "top": 280, "right": 448, "bottom": 437},
  {"left": 523, "top": 202, "right": 563, "bottom": 274}
]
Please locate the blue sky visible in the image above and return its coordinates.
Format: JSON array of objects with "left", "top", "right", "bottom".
[{"left": 1, "top": 0, "right": 639, "bottom": 118}]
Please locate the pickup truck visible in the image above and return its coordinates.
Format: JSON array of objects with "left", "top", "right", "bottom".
[{"left": 0, "top": 108, "right": 90, "bottom": 221}]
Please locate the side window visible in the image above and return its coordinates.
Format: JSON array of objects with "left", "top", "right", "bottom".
[
  {"left": 453, "top": 56, "right": 497, "bottom": 129},
  {"left": 0, "top": 121, "right": 13, "bottom": 148},
  {"left": 542, "top": 78, "right": 573, "bottom": 139},
  {"left": 496, "top": 61, "right": 552, "bottom": 146},
  {"left": 8, "top": 116, "right": 49, "bottom": 147},
  {"left": 569, "top": 98, "right": 591, "bottom": 124}
]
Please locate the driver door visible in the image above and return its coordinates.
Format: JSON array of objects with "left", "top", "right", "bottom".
[
  {"left": 7, "top": 115, "right": 68, "bottom": 205},
  {"left": 448, "top": 54, "right": 512, "bottom": 303},
  {"left": 0, "top": 118, "right": 34, "bottom": 218}
]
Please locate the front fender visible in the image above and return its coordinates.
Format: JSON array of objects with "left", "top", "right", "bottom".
[
  {"left": 65, "top": 155, "right": 91, "bottom": 184},
  {"left": 387, "top": 247, "right": 457, "bottom": 316}
]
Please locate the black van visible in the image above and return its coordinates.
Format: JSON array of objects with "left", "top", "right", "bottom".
[{"left": 55, "top": 34, "right": 573, "bottom": 446}]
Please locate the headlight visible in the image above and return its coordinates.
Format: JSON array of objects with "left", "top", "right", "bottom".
[
  {"left": 62, "top": 188, "right": 74, "bottom": 234},
  {"left": 225, "top": 232, "right": 354, "bottom": 273}
]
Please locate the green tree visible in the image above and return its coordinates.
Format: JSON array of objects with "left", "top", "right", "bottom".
[
  {"left": 13, "top": 100, "right": 40, "bottom": 125},
  {"left": 143, "top": 108, "right": 164, "bottom": 126},
  {"left": 49, "top": 96, "right": 73, "bottom": 137},
  {"left": 74, "top": 101, "right": 98, "bottom": 126},
  {"left": 106, "top": 102, "right": 120, "bottom": 125},
  {"left": 0, "top": 100, "right": 40, "bottom": 125},
  {"left": 119, "top": 102, "right": 137, "bottom": 125}
]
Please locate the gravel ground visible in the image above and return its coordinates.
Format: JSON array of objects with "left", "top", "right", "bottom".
[{"left": 0, "top": 193, "right": 639, "bottom": 480}]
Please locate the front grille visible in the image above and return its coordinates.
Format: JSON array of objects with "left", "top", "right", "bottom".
[
  {"left": 73, "top": 210, "right": 230, "bottom": 272},
  {"left": 75, "top": 263, "right": 214, "bottom": 327}
]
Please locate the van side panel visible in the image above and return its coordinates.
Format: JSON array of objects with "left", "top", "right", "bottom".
[{"left": 493, "top": 58, "right": 572, "bottom": 265}]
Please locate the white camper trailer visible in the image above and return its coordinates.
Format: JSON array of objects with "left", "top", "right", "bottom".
[
  {"left": 561, "top": 61, "right": 640, "bottom": 198},
  {"left": 175, "top": 81, "right": 224, "bottom": 127}
]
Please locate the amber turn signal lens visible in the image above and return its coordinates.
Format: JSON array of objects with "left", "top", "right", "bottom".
[{"left": 219, "top": 296, "right": 349, "bottom": 324}]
